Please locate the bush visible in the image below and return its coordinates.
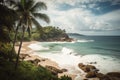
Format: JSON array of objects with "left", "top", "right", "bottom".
[
  {"left": 59, "top": 75, "right": 72, "bottom": 80},
  {"left": 32, "top": 33, "right": 40, "bottom": 41},
  {"left": 0, "top": 42, "right": 16, "bottom": 60},
  {"left": 0, "top": 60, "right": 58, "bottom": 80}
]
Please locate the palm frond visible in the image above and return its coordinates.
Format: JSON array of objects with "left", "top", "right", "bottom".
[
  {"left": 21, "top": 0, "right": 25, "bottom": 7},
  {"left": 33, "top": 13, "right": 50, "bottom": 23},
  {"left": 16, "top": 2, "right": 24, "bottom": 12},
  {"left": 24, "top": 0, "right": 34, "bottom": 10},
  {"left": 31, "top": 17, "right": 42, "bottom": 31},
  {"left": 30, "top": 2, "right": 47, "bottom": 12}
]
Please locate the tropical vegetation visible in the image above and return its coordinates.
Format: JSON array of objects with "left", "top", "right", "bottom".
[
  {"left": 0, "top": 0, "right": 72, "bottom": 80},
  {"left": 13, "top": 0, "right": 50, "bottom": 70},
  {"left": 19, "top": 26, "right": 70, "bottom": 41}
]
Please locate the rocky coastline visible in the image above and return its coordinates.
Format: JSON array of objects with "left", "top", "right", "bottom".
[{"left": 16, "top": 41, "right": 120, "bottom": 80}]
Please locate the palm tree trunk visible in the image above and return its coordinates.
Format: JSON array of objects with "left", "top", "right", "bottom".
[
  {"left": 9, "top": 26, "right": 19, "bottom": 61},
  {"left": 15, "top": 26, "right": 25, "bottom": 70}
]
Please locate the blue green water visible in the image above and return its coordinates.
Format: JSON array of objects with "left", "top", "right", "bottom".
[
  {"left": 29, "top": 35, "right": 120, "bottom": 75},
  {"left": 68, "top": 35, "right": 120, "bottom": 58},
  {"left": 38, "top": 35, "right": 120, "bottom": 59}
]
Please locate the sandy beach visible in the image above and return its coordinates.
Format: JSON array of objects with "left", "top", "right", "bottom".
[
  {"left": 15, "top": 41, "right": 77, "bottom": 80},
  {"left": 15, "top": 41, "right": 120, "bottom": 80}
]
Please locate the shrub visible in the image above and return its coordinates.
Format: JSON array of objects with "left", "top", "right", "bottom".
[
  {"left": 32, "top": 33, "right": 40, "bottom": 41},
  {"left": 59, "top": 75, "right": 72, "bottom": 80},
  {"left": 0, "top": 60, "right": 59, "bottom": 80}
]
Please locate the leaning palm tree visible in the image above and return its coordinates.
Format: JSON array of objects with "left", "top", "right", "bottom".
[{"left": 14, "top": 0, "right": 50, "bottom": 69}]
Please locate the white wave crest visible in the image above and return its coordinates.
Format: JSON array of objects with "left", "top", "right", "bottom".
[
  {"left": 77, "top": 39, "right": 94, "bottom": 42},
  {"left": 28, "top": 42, "right": 120, "bottom": 79},
  {"left": 61, "top": 47, "right": 74, "bottom": 55},
  {"left": 28, "top": 44, "right": 49, "bottom": 51}
]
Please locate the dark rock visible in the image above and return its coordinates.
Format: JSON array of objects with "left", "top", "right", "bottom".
[
  {"left": 90, "top": 62, "right": 97, "bottom": 64},
  {"left": 86, "top": 65, "right": 96, "bottom": 70},
  {"left": 45, "top": 65, "right": 63, "bottom": 75},
  {"left": 34, "top": 58, "right": 41, "bottom": 63},
  {"left": 20, "top": 54, "right": 30, "bottom": 60},
  {"left": 61, "top": 68, "right": 68, "bottom": 72},
  {"left": 78, "top": 63, "right": 97, "bottom": 73},
  {"left": 82, "top": 66, "right": 90, "bottom": 72},
  {"left": 78, "top": 63, "right": 85, "bottom": 68},
  {"left": 98, "top": 72, "right": 120, "bottom": 80},
  {"left": 86, "top": 71, "right": 96, "bottom": 78},
  {"left": 27, "top": 58, "right": 40, "bottom": 65},
  {"left": 106, "top": 72, "right": 120, "bottom": 78},
  {"left": 96, "top": 73, "right": 104, "bottom": 78},
  {"left": 99, "top": 75, "right": 111, "bottom": 80},
  {"left": 27, "top": 60, "right": 34, "bottom": 64}
]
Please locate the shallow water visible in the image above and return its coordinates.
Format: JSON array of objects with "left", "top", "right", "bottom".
[{"left": 28, "top": 35, "right": 120, "bottom": 79}]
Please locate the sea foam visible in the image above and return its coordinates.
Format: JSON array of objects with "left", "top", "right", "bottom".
[
  {"left": 29, "top": 42, "right": 120, "bottom": 77},
  {"left": 28, "top": 43, "right": 49, "bottom": 51},
  {"left": 77, "top": 39, "right": 94, "bottom": 43}
]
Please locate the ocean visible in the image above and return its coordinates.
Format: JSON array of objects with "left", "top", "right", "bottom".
[{"left": 28, "top": 35, "right": 120, "bottom": 79}]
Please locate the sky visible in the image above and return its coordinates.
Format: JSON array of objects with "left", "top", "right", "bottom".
[{"left": 37, "top": 0, "right": 120, "bottom": 36}]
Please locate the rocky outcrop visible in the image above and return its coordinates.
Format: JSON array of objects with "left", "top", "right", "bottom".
[
  {"left": 85, "top": 71, "right": 96, "bottom": 78},
  {"left": 45, "top": 66, "right": 68, "bottom": 76},
  {"left": 98, "top": 72, "right": 120, "bottom": 80},
  {"left": 78, "top": 63, "right": 120, "bottom": 80},
  {"left": 27, "top": 58, "right": 41, "bottom": 65},
  {"left": 78, "top": 63, "right": 98, "bottom": 73},
  {"left": 20, "top": 54, "right": 30, "bottom": 61},
  {"left": 61, "top": 68, "right": 68, "bottom": 72},
  {"left": 45, "top": 65, "right": 63, "bottom": 76},
  {"left": 78, "top": 63, "right": 99, "bottom": 78}
]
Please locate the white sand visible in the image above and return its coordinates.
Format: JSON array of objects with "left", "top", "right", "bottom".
[{"left": 15, "top": 41, "right": 76, "bottom": 80}]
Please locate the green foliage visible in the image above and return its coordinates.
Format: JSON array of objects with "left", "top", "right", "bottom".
[
  {"left": 43, "top": 26, "right": 66, "bottom": 38},
  {"left": 32, "top": 33, "right": 40, "bottom": 41},
  {"left": 23, "top": 32, "right": 31, "bottom": 41},
  {"left": 0, "top": 25, "right": 16, "bottom": 61},
  {"left": 59, "top": 75, "right": 72, "bottom": 80},
  {"left": 0, "top": 27, "right": 11, "bottom": 42},
  {"left": 0, "top": 60, "right": 58, "bottom": 80},
  {"left": 13, "top": 32, "right": 31, "bottom": 41},
  {"left": 0, "top": 0, "right": 72, "bottom": 80},
  {"left": 0, "top": 58, "right": 72, "bottom": 80},
  {"left": 0, "top": 4, "right": 17, "bottom": 30},
  {"left": 32, "top": 26, "right": 68, "bottom": 41},
  {"left": 0, "top": 42, "right": 12, "bottom": 59}
]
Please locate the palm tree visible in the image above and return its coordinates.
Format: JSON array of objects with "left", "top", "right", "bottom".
[{"left": 14, "top": 0, "right": 50, "bottom": 69}]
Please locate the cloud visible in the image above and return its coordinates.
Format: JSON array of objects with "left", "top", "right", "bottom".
[
  {"left": 111, "top": 0, "right": 120, "bottom": 5},
  {"left": 36, "top": 0, "right": 120, "bottom": 35}
]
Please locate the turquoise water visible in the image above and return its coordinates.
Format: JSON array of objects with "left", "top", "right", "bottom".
[
  {"left": 69, "top": 36, "right": 120, "bottom": 57},
  {"left": 37, "top": 35, "right": 120, "bottom": 59},
  {"left": 29, "top": 35, "right": 120, "bottom": 75}
]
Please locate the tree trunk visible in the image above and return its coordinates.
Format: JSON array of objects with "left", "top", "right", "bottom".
[
  {"left": 15, "top": 26, "right": 25, "bottom": 70},
  {"left": 9, "top": 26, "right": 19, "bottom": 61}
]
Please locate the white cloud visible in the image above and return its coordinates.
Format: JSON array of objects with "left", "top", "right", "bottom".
[{"left": 36, "top": 0, "right": 120, "bottom": 35}]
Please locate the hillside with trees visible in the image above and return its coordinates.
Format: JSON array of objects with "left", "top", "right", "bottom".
[
  {"left": 0, "top": 0, "right": 72, "bottom": 80},
  {"left": 32, "top": 26, "right": 73, "bottom": 41}
]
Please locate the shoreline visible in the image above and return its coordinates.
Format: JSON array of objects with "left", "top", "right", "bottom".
[
  {"left": 15, "top": 41, "right": 77, "bottom": 80},
  {"left": 15, "top": 41, "right": 120, "bottom": 80}
]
